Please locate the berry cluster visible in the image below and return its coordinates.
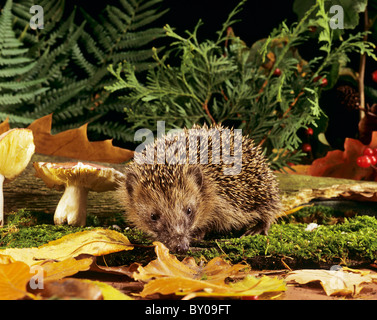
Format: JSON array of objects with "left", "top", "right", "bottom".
[{"left": 356, "top": 148, "right": 377, "bottom": 168}]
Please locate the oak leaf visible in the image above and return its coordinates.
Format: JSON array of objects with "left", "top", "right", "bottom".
[
  {"left": 82, "top": 280, "right": 133, "bottom": 300},
  {"left": 307, "top": 132, "right": 377, "bottom": 181},
  {"left": 0, "top": 118, "right": 10, "bottom": 135},
  {"left": 27, "top": 114, "right": 133, "bottom": 163},
  {"left": 37, "top": 278, "right": 103, "bottom": 300},
  {"left": 0, "top": 229, "right": 133, "bottom": 266},
  {"left": 134, "top": 242, "right": 285, "bottom": 298},
  {"left": 39, "top": 257, "right": 94, "bottom": 282},
  {"left": 285, "top": 268, "right": 377, "bottom": 296},
  {"left": 0, "top": 261, "right": 32, "bottom": 300}
]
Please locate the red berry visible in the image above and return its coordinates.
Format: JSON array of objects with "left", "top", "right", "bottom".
[
  {"left": 320, "top": 78, "right": 328, "bottom": 87},
  {"left": 370, "top": 155, "right": 377, "bottom": 166},
  {"left": 306, "top": 127, "right": 314, "bottom": 135},
  {"left": 373, "top": 148, "right": 377, "bottom": 156},
  {"left": 302, "top": 143, "right": 312, "bottom": 153},
  {"left": 273, "top": 68, "right": 281, "bottom": 76},
  {"left": 363, "top": 148, "right": 374, "bottom": 156},
  {"left": 313, "top": 76, "right": 328, "bottom": 87},
  {"left": 372, "top": 70, "right": 377, "bottom": 83},
  {"left": 308, "top": 26, "right": 317, "bottom": 33},
  {"left": 356, "top": 155, "right": 372, "bottom": 168}
]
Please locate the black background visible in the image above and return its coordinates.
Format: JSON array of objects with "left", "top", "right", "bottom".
[{"left": 68, "top": 0, "right": 296, "bottom": 46}]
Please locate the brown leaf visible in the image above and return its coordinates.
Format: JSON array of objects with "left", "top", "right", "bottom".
[
  {"left": 0, "top": 118, "right": 10, "bottom": 135},
  {"left": 307, "top": 132, "right": 377, "bottom": 181},
  {"left": 38, "top": 278, "right": 103, "bottom": 300},
  {"left": 27, "top": 114, "right": 134, "bottom": 163}
]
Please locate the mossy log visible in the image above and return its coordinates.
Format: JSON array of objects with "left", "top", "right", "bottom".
[
  {"left": 4, "top": 155, "right": 377, "bottom": 221},
  {"left": 3, "top": 154, "right": 125, "bottom": 219},
  {"left": 276, "top": 173, "right": 377, "bottom": 211}
]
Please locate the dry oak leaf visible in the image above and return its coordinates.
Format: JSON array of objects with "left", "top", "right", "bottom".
[
  {"left": 307, "top": 132, "right": 377, "bottom": 181},
  {"left": 0, "top": 261, "right": 33, "bottom": 300},
  {"left": 82, "top": 279, "right": 133, "bottom": 300},
  {"left": 285, "top": 268, "right": 377, "bottom": 297},
  {"left": 37, "top": 278, "right": 103, "bottom": 300},
  {"left": 0, "top": 118, "right": 10, "bottom": 135},
  {"left": 134, "top": 242, "right": 285, "bottom": 298},
  {"left": 39, "top": 257, "right": 94, "bottom": 282},
  {"left": 27, "top": 114, "right": 134, "bottom": 163},
  {"left": 0, "top": 229, "right": 133, "bottom": 266},
  {"left": 37, "top": 278, "right": 133, "bottom": 300}
]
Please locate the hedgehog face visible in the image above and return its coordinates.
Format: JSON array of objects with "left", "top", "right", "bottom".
[{"left": 120, "top": 165, "right": 206, "bottom": 253}]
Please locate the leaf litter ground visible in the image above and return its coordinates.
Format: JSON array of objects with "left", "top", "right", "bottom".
[{"left": 2, "top": 206, "right": 377, "bottom": 299}]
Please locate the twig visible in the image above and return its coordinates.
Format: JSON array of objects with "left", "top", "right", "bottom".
[
  {"left": 203, "top": 98, "right": 216, "bottom": 125},
  {"left": 358, "top": 9, "right": 369, "bottom": 120}
]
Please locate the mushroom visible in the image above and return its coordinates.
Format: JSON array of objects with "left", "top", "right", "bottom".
[
  {"left": 0, "top": 129, "right": 35, "bottom": 227},
  {"left": 33, "top": 162, "right": 124, "bottom": 226}
]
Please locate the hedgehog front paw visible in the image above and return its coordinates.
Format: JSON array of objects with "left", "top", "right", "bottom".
[{"left": 242, "top": 220, "right": 270, "bottom": 237}]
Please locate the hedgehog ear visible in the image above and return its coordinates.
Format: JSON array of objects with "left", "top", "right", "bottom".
[
  {"left": 124, "top": 171, "right": 138, "bottom": 196},
  {"left": 187, "top": 166, "right": 203, "bottom": 190}
]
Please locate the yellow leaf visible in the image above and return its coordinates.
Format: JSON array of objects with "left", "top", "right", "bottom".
[
  {"left": 228, "top": 275, "right": 286, "bottom": 296},
  {"left": 0, "top": 261, "right": 32, "bottom": 300},
  {"left": 134, "top": 242, "right": 248, "bottom": 284},
  {"left": 83, "top": 280, "right": 133, "bottom": 300},
  {"left": 134, "top": 242, "right": 285, "bottom": 298},
  {"left": 40, "top": 257, "right": 94, "bottom": 282},
  {"left": 0, "top": 229, "right": 133, "bottom": 266},
  {"left": 0, "top": 255, "right": 15, "bottom": 264},
  {"left": 140, "top": 276, "right": 230, "bottom": 298},
  {"left": 285, "top": 268, "right": 374, "bottom": 296}
]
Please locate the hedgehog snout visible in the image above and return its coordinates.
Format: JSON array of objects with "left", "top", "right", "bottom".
[
  {"left": 175, "top": 242, "right": 190, "bottom": 254},
  {"left": 167, "top": 234, "right": 190, "bottom": 254}
]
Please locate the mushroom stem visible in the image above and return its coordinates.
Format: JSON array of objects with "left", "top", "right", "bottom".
[
  {"left": 0, "top": 174, "right": 4, "bottom": 227},
  {"left": 54, "top": 185, "right": 89, "bottom": 227}
]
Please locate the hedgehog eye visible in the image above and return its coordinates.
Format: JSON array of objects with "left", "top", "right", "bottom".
[
  {"left": 186, "top": 207, "right": 192, "bottom": 216},
  {"left": 150, "top": 213, "right": 160, "bottom": 221}
]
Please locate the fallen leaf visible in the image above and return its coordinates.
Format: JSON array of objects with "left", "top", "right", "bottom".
[
  {"left": 134, "top": 242, "right": 285, "bottom": 298},
  {"left": 0, "top": 261, "right": 32, "bottom": 300},
  {"left": 134, "top": 241, "right": 247, "bottom": 284},
  {"left": 285, "top": 268, "right": 376, "bottom": 296},
  {"left": 0, "top": 229, "right": 133, "bottom": 266},
  {"left": 82, "top": 280, "right": 133, "bottom": 300},
  {"left": 0, "top": 255, "right": 15, "bottom": 264},
  {"left": 28, "top": 114, "right": 134, "bottom": 163},
  {"left": 37, "top": 278, "right": 103, "bottom": 300},
  {"left": 0, "top": 118, "right": 10, "bottom": 135},
  {"left": 307, "top": 132, "right": 377, "bottom": 181},
  {"left": 39, "top": 257, "right": 94, "bottom": 282}
]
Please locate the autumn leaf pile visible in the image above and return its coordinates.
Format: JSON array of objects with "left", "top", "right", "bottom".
[{"left": 0, "top": 231, "right": 286, "bottom": 300}]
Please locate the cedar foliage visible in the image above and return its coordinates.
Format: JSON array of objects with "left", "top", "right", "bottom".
[
  {"left": 1, "top": 0, "right": 166, "bottom": 139},
  {"left": 106, "top": 0, "right": 376, "bottom": 168}
]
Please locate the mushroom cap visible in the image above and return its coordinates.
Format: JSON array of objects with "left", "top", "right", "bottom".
[
  {"left": 33, "top": 162, "right": 124, "bottom": 192},
  {"left": 0, "top": 129, "right": 35, "bottom": 181}
]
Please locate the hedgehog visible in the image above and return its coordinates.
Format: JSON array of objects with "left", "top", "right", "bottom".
[{"left": 117, "top": 124, "right": 281, "bottom": 253}]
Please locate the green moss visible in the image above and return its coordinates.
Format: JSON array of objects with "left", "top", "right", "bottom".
[
  {"left": 3, "top": 207, "right": 377, "bottom": 269},
  {"left": 190, "top": 215, "right": 377, "bottom": 269}
]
